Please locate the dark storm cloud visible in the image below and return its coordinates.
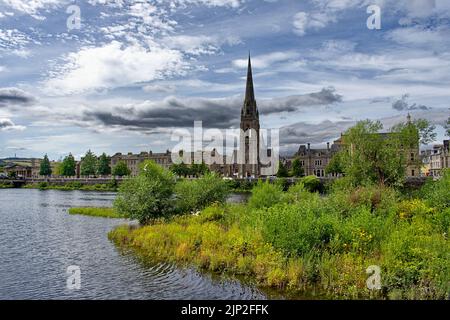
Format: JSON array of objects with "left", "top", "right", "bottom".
[
  {"left": 258, "top": 87, "right": 342, "bottom": 114},
  {"left": 0, "top": 118, "right": 16, "bottom": 129},
  {"left": 0, "top": 87, "right": 36, "bottom": 107},
  {"left": 392, "top": 94, "right": 430, "bottom": 111},
  {"left": 281, "top": 120, "right": 355, "bottom": 145},
  {"left": 83, "top": 88, "right": 342, "bottom": 130}
]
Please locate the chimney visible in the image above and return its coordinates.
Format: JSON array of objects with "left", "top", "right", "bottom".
[
  {"left": 327, "top": 142, "right": 330, "bottom": 151},
  {"left": 307, "top": 143, "right": 310, "bottom": 151}
]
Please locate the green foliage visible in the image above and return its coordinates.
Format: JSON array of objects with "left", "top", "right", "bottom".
[
  {"left": 300, "top": 175, "right": 322, "bottom": 193},
  {"left": 112, "top": 160, "right": 131, "bottom": 177},
  {"left": 80, "top": 150, "right": 97, "bottom": 176},
  {"left": 39, "top": 154, "right": 52, "bottom": 176},
  {"left": 325, "top": 152, "right": 344, "bottom": 175},
  {"left": 97, "top": 153, "right": 111, "bottom": 175},
  {"left": 114, "top": 161, "right": 176, "bottom": 224},
  {"left": 248, "top": 180, "right": 284, "bottom": 209},
  {"left": 174, "top": 173, "right": 230, "bottom": 214},
  {"left": 60, "top": 153, "right": 76, "bottom": 176},
  {"left": 69, "top": 207, "right": 121, "bottom": 218},
  {"left": 420, "top": 169, "right": 450, "bottom": 210},
  {"left": 291, "top": 158, "right": 304, "bottom": 177},
  {"left": 340, "top": 120, "right": 413, "bottom": 187},
  {"left": 277, "top": 161, "right": 289, "bottom": 177}
]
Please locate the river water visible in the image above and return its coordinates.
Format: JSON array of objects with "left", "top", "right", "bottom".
[{"left": 0, "top": 189, "right": 266, "bottom": 300}]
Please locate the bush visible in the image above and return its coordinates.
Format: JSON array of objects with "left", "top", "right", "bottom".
[
  {"left": 248, "top": 180, "right": 284, "bottom": 209},
  {"left": 69, "top": 207, "right": 121, "bottom": 218},
  {"left": 174, "top": 173, "right": 230, "bottom": 214},
  {"left": 38, "top": 182, "right": 49, "bottom": 190},
  {"left": 300, "top": 175, "right": 322, "bottom": 193},
  {"left": 114, "top": 161, "right": 176, "bottom": 224},
  {"left": 420, "top": 169, "right": 450, "bottom": 210}
]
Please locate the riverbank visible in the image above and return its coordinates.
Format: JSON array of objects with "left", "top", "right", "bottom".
[
  {"left": 69, "top": 207, "right": 122, "bottom": 218},
  {"left": 23, "top": 181, "right": 118, "bottom": 192},
  {"left": 109, "top": 175, "right": 449, "bottom": 300}
]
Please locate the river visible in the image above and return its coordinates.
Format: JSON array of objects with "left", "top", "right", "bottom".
[{"left": 0, "top": 189, "right": 266, "bottom": 300}]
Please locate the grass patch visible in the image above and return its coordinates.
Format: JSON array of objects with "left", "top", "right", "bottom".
[{"left": 69, "top": 207, "right": 122, "bottom": 218}]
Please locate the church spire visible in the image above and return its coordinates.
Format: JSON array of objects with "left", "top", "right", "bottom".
[
  {"left": 245, "top": 53, "right": 255, "bottom": 104},
  {"left": 242, "top": 53, "right": 258, "bottom": 117}
]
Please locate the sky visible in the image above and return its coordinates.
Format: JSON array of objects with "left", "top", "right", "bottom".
[{"left": 0, "top": 0, "right": 449, "bottom": 160}]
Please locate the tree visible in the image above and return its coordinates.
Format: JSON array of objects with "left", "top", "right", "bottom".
[
  {"left": 39, "top": 154, "right": 52, "bottom": 176},
  {"left": 325, "top": 152, "right": 344, "bottom": 176},
  {"left": 80, "top": 150, "right": 97, "bottom": 176},
  {"left": 277, "top": 161, "right": 289, "bottom": 178},
  {"left": 112, "top": 161, "right": 131, "bottom": 177},
  {"left": 60, "top": 154, "right": 76, "bottom": 176},
  {"left": 97, "top": 153, "right": 111, "bottom": 176},
  {"left": 392, "top": 118, "right": 436, "bottom": 145},
  {"left": 114, "top": 161, "right": 176, "bottom": 224},
  {"left": 339, "top": 119, "right": 422, "bottom": 186},
  {"left": 170, "top": 162, "right": 190, "bottom": 177},
  {"left": 291, "top": 158, "right": 304, "bottom": 177}
]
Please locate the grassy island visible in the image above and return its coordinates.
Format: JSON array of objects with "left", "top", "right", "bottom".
[{"left": 107, "top": 152, "right": 449, "bottom": 300}]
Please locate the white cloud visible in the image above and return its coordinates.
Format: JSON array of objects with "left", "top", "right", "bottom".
[
  {"left": 43, "top": 41, "right": 187, "bottom": 95},
  {"left": 293, "top": 11, "right": 336, "bottom": 36},
  {"left": 1, "top": 0, "right": 65, "bottom": 19},
  {"left": 233, "top": 51, "right": 300, "bottom": 69}
]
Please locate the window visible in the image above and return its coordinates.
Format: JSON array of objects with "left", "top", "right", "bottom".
[
  {"left": 315, "top": 160, "right": 322, "bottom": 166},
  {"left": 411, "top": 170, "right": 415, "bottom": 177},
  {"left": 410, "top": 153, "right": 415, "bottom": 161}
]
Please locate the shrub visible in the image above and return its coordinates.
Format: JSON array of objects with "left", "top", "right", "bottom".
[
  {"left": 248, "top": 180, "right": 284, "bottom": 209},
  {"left": 114, "top": 161, "right": 176, "bottom": 224},
  {"left": 174, "top": 173, "right": 230, "bottom": 214},
  {"left": 300, "top": 175, "right": 322, "bottom": 193},
  {"left": 38, "top": 181, "right": 49, "bottom": 190},
  {"left": 420, "top": 169, "right": 450, "bottom": 210},
  {"left": 258, "top": 201, "right": 338, "bottom": 256}
]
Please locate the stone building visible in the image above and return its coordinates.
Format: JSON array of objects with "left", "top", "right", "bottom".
[
  {"left": 111, "top": 150, "right": 172, "bottom": 176},
  {"left": 428, "top": 140, "right": 450, "bottom": 178},
  {"left": 238, "top": 55, "right": 261, "bottom": 178}
]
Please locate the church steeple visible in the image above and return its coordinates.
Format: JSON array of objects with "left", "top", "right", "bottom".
[{"left": 242, "top": 53, "right": 258, "bottom": 117}]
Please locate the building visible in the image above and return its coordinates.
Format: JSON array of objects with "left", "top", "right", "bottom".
[
  {"left": 428, "top": 140, "right": 450, "bottom": 178},
  {"left": 285, "top": 139, "right": 342, "bottom": 177},
  {"left": 111, "top": 150, "right": 172, "bottom": 176},
  {"left": 238, "top": 55, "right": 261, "bottom": 178}
]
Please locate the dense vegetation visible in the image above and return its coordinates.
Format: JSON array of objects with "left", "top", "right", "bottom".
[
  {"left": 113, "top": 161, "right": 230, "bottom": 224},
  {"left": 110, "top": 171, "right": 449, "bottom": 299}
]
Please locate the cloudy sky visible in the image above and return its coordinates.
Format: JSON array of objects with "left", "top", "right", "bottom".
[{"left": 0, "top": 0, "right": 449, "bottom": 159}]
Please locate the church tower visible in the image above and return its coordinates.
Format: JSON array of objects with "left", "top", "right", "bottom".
[{"left": 239, "top": 54, "right": 260, "bottom": 177}]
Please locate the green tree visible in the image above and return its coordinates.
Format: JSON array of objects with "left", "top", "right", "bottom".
[
  {"left": 114, "top": 161, "right": 176, "bottom": 224},
  {"left": 325, "top": 152, "right": 344, "bottom": 176},
  {"left": 60, "top": 154, "right": 76, "bottom": 176},
  {"left": 39, "top": 154, "right": 52, "bottom": 176},
  {"left": 277, "top": 161, "right": 289, "bottom": 178},
  {"left": 112, "top": 161, "right": 131, "bottom": 177},
  {"left": 80, "top": 150, "right": 97, "bottom": 176},
  {"left": 291, "top": 158, "right": 304, "bottom": 177},
  {"left": 340, "top": 119, "right": 422, "bottom": 186},
  {"left": 97, "top": 153, "right": 111, "bottom": 176},
  {"left": 392, "top": 118, "right": 436, "bottom": 145},
  {"left": 174, "top": 173, "right": 229, "bottom": 213},
  {"left": 170, "top": 162, "right": 190, "bottom": 177}
]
